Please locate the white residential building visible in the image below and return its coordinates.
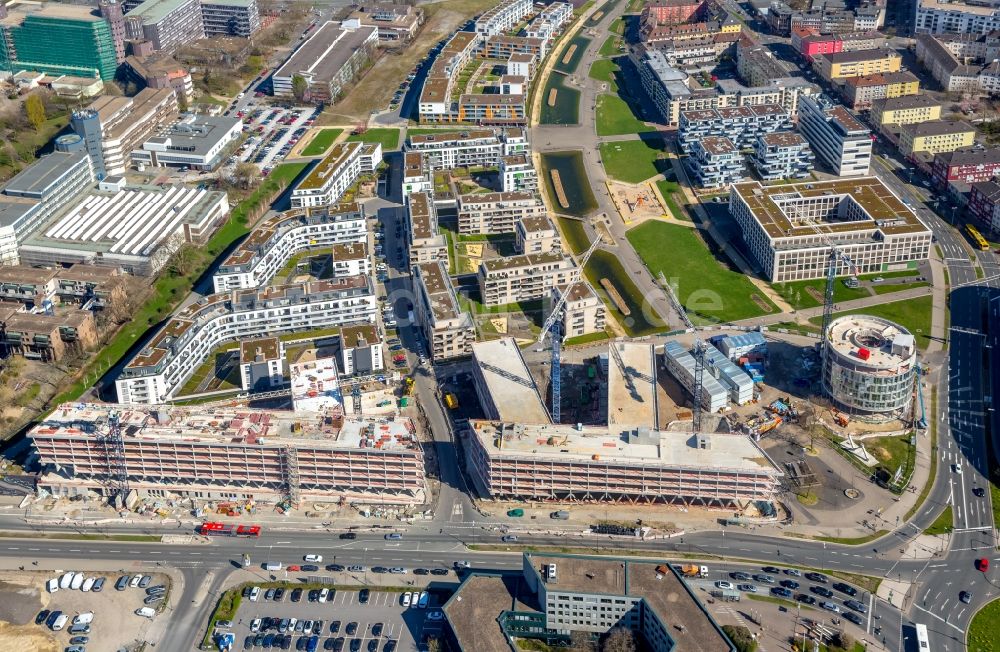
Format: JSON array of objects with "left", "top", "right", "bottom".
[
  {"left": 685, "top": 136, "right": 746, "bottom": 189},
  {"left": 401, "top": 152, "right": 432, "bottom": 195},
  {"left": 212, "top": 203, "right": 367, "bottom": 292},
  {"left": 404, "top": 128, "right": 528, "bottom": 171},
  {"left": 499, "top": 154, "right": 538, "bottom": 193},
  {"left": 516, "top": 214, "right": 560, "bottom": 255},
  {"left": 405, "top": 192, "right": 449, "bottom": 266},
  {"left": 797, "top": 96, "right": 871, "bottom": 177},
  {"left": 728, "top": 178, "right": 933, "bottom": 282},
  {"left": 239, "top": 337, "right": 285, "bottom": 392},
  {"left": 331, "top": 241, "right": 371, "bottom": 278},
  {"left": 474, "top": 0, "right": 532, "bottom": 36},
  {"left": 457, "top": 191, "right": 546, "bottom": 235},
  {"left": 115, "top": 276, "right": 377, "bottom": 404},
  {"left": 413, "top": 261, "right": 475, "bottom": 361},
  {"left": 290, "top": 142, "right": 363, "bottom": 208},
  {"left": 339, "top": 323, "right": 383, "bottom": 374},
  {"left": 750, "top": 132, "right": 815, "bottom": 181},
  {"left": 478, "top": 251, "right": 579, "bottom": 306},
  {"left": 556, "top": 281, "right": 606, "bottom": 339},
  {"left": 915, "top": 0, "right": 1000, "bottom": 35}
]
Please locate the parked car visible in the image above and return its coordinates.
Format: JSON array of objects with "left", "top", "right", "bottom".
[{"left": 833, "top": 582, "right": 858, "bottom": 597}]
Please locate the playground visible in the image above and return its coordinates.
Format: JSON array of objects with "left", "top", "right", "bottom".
[{"left": 606, "top": 180, "right": 668, "bottom": 225}]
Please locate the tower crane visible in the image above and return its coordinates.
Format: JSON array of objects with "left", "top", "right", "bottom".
[
  {"left": 537, "top": 237, "right": 602, "bottom": 422},
  {"left": 657, "top": 273, "right": 707, "bottom": 431}
]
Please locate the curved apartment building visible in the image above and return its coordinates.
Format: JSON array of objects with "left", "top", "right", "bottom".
[
  {"left": 212, "top": 203, "right": 366, "bottom": 292},
  {"left": 823, "top": 314, "right": 917, "bottom": 414},
  {"left": 115, "top": 276, "right": 376, "bottom": 404}
]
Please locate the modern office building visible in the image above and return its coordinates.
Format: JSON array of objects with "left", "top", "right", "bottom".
[
  {"left": 131, "top": 114, "right": 242, "bottom": 170},
  {"left": 477, "top": 252, "right": 579, "bottom": 306},
  {"left": 0, "top": 151, "right": 95, "bottom": 265},
  {"left": 870, "top": 95, "right": 942, "bottom": 129},
  {"left": 728, "top": 178, "right": 933, "bottom": 282},
  {"left": 0, "top": 3, "right": 118, "bottom": 81},
  {"left": 968, "top": 180, "right": 1000, "bottom": 234},
  {"left": 841, "top": 71, "right": 920, "bottom": 109},
  {"left": 413, "top": 261, "right": 475, "bottom": 361},
  {"left": 30, "top": 403, "right": 425, "bottom": 504},
  {"left": 212, "top": 203, "right": 367, "bottom": 292},
  {"left": 797, "top": 95, "right": 871, "bottom": 177},
  {"left": 272, "top": 21, "right": 378, "bottom": 102},
  {"left": 404, "top": 192, "right": 449, "bottom": 266},
  {"left": 289, "top": 142, "right": 363, "bottom": 209},
  {"left": 812, "top": 48, "right": 901, "bottom": 81},
  {"left": 556, "top": 281, "right": 606, "bottom": 339},
  {"left": 123, "top": 0, "right": 205, "bottom": 52},
  {"left": 444, "top": 553, "right": 737, "bottom": 652},
  {"left": 114, "top": 276, "right": 377, "bottom": 404},
  {"left": 662, "top": 340, "right": 728, "bottom": 413},
  {"left": 899, "top": 120, "right": 976, "bottom": 158},
  {"left": 466, "top": 420, "right": 782, "bottom": 505},
  {"left": 457, "top": 191, "right": 546, "bottom": 235},
  {"left": 685, "top": 136, "right": 745, "bottom": 188},
  {"left": 73, "top": 87, "right": 180, "bottom": 177},
  {"left": 515, "top": 214, "right": 560, "bottom": 255},
  {"left": 823, "top": 315, "right": 916, "bottom": 415},
  {"left": 471, "top": 338, "right": 550, "bottom": 424},
  {"left": 678, "top": 103, "right": 792, "bottom": 151},
  {"left": 201, "top": 0, "right": 260, "bottom": 37},
  {"left": 750, "top": 131, "right": 814, "bottom": 181}
]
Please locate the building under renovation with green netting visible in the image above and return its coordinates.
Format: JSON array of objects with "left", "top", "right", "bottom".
[{"left": 0, "top": 4, "right": 117, "bottom": 81}]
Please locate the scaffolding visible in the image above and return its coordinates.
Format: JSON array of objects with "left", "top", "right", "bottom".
[
  {"left": 97, "top": 410, "right": 129, "bottom": 506},
  {"left": 283, "top": 446, "right": 301, "bottom": 506}
]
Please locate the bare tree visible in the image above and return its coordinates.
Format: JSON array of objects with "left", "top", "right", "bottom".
[
  {"left": 232, "top": 161, "right": 261, "bottom": 190},
  {"left": 602, "top": 628, "right": 637, "bottom": 652},
  {"left": 571, "top": 629, "right": 597, "bottom": 652},
  {"left": 168, "top": 243, "right": 201, "bottom": 278}
]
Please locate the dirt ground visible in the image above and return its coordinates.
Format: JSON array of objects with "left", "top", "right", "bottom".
[
  {"left": 607, "top": 180, "right": 667, "bottom": 226},
  {"left": 0, "top": 570, "right": 172, "bottom": 652},
  {"left": 323, "top": 0, "right": 499, "bottom": 123}
]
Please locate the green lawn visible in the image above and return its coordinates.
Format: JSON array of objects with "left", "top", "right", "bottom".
[
  {"left": 598, "top": 35, "right": 623, "bottom": 57},
  {"left": 589, "top": 59, "right": 619, "bottom": 91},
  {"left": 609, "top": 16, "right": 624, "bottom": 34},
  {"left": 655, "top": 179, "right": 691, "bottom": 221},
  {"left": 346, "top": 128, "right": 400, "bottom": 151},
  {"left": 300, "top": 128, "right": 342, "bottom": 156},
  {"left": 925, "top": 505, "right": 954, "bottom": 536},
  {"left": 968, "top": 597, "right": 1000, "bottom": 652},
  {"left": 599, "top": 138, "right": 666, "bottom": 183},
  {"left": 773, "top": 278, "right": 872, "bottom": 310},
  {"left": 564, "top": 331, "right": 611, "bottom": 346},
  {"left": 626, "top": 221, "right": 779, "bottom": 324},
  {"left": 808, "top": 295, "right": 934, "bottom": 349},
  {"left": 872, "top": 281, "right": 931, "bottom": 295},
  {"left": 595, "top": 94, "right": 653, "bottom": 137}
]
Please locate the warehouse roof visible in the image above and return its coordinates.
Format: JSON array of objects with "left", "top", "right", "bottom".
[{"left": 274, "top": 22, "right": 377, "bottom": 83}]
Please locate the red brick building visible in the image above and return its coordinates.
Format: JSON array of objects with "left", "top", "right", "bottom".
[
  {"left": 932, "top": 148, "right": 1000, "bottom": 190},
  {"left": 968, "top": 181, "right": 1000, "bottom": 234},
  {"left": 640, "top": 0, "right": 706, "bottom": 27}
]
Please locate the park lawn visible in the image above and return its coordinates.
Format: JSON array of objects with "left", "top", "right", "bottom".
[
  {"left": 300, "top": 128, "right": 342, "bottom": 156},
  {"left": 968, "top": 597, "right": 1000, "bottom": 652},
  {"left": 589, "top": 59, "right": 619, "bottom": 91},
  {"left": 808, "top": 295, "right": 934, "bottom": 349},
  {"left": 564, "top": 330, "right": 611, "bottom": 346},
  {"left": 599, "top": 138, "right": 666, "bottom": 183},
  {"left": 773, "top": 278, "right": 872, "bottom": 310},
  {"left": 626, "top": 221, "right": 780, "bottom": 324},
  {"left": 925, "top": 505, "right": 954, "bottom": 536},
  {"left": 595, "top": 94, "right": 653, "bottom": 137},
  {"left": 609, "top": 17, "right": 624, "bottom": 33},
  {"left": 598, "top": 35, "right": 623, "bottom": 57},
  {"left": 346, "top": 128, "right": 400, "bottom": 151},
  {"left": 655, "top": 179, "right": 691, "bottom": 221},
  {"left": 872, "top": 281, "right": 931, "bottom": 295}
]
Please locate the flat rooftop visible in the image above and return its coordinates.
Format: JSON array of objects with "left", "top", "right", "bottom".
[
  {"left": 240, "top": 336, "right": 281, "bottom": 364},
  {"left": 731, "top": 177, "right": 930, "bottom": 240},
  {"left": 519, "top": 214, "right": 554, "bottom": 233},
  {"left": 827, "top": 314, "right": 917, "bottom": 370},
  {"left": 274, "top": 21, "right": 376, "bottom": 84},
  {"left": 472, "top": 338, "right": 550, "bottom": 425},
  {"left": 296, "top": 142, "right": 361, "bottom": 191},
  {"left": 3, "top": 151, "right": 88, "bottom": 200},
  {"left": 408, "top": 129, "right": 497, "bottom": 147},
  {"left": 144, "top": 115, "right": 241, "bottom": 155},
  {"left": 408, "top": 192, "right": 435, "bottom": 241},
  {"left": 481, "top": 250, "right": 566, "bottom": 273},
  {"left": 700, "top": 136, "right": 737, "bottom": 155},
  {"left": 471, "top": 421, "right": 781, "bottom": 474},
  {"left": 415, "top": 261, "right": 465, "bottom": 323},
  {"left": 36, "top": 402, "right": 419, "bottom": 450},
  {"left": 607, "top": 342, "right": 658, "bottom": 430},
  {"left": 126, "top": 0, "right": 195, "bottom": 24},
  {"left": 815, "top": 48, "right": 899, "bottom": 65},
  {"left": 0, "top": 265, "right": 57, "bottom": 286},
  {"left": 444, "top": 574, "right": 538, "bottom": 652},
  {"left": 331, "top": 241, "right": 367, "bottom": 261}
]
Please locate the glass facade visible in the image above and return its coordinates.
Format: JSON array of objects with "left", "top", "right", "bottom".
[{"left": 1, "top": 15, "right": 117, "bottom": 81}]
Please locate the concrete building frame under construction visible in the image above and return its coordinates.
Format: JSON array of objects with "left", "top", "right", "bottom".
[
  {"left": 822, "top": 314, "right": 917, "bottom": 414},
  {"left": 30, "top": 403, "right": 425, "bottom": 504},
  {"left": 465, "top": 420, "right": 782, "bottom": 506}
]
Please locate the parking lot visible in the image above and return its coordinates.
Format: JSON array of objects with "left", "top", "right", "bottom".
[
  {"left": 224, "top": 105, "right": 319, "bottom": 176},
  {"left": 231, "top": 586, "right": 447, "bottom": 652}
]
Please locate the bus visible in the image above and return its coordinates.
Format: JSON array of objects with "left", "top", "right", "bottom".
[
  {"left": 965, "top": 224, "right": 990, "bottom": 251},
  {"left": 198, "top": 522, "right": 261, "bottom": 537},
  {"left": 915, "top": 623, "right": 930, "bottom": 650}
]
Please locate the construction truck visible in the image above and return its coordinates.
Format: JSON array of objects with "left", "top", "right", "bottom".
[
  {"left": 678, "top": 564, "right": 708, "bottom": 578},
  {"left": 832, "top": 409, "right": 849, "bottom": 427},
  {"left": 444, "top": 392, "right": 459, "bottom": 409},
  {"left": 403, "top": 377, "right": 414, "bottom": 396}
]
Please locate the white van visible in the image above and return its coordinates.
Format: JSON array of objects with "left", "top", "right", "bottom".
[
  {"left": 401, "top": 592, "right": 412, "bottom": 607},
  {"left": 135, "top": 607, "right": 156, "bottom": 619},
  {"left": 73, "top": 612, "right": 94, "bottom": 625},
  {"left": 46, "top": 578, "right": 59, "bottom": 594},
  {"left": 51, "top": 613, "right": 69, "bottom": 631},
  {"left": 81, "top": 578, "right": 95, "bottom": 592},
  {"left": 70, "top": 574, "right": 85, "bottom": 590},
  {"left": 249, "top": 586, "right": 261, "bottom": 602},
  {"left": 264, "top": 561, "right": 282, "bottom": 572},
  {"left": 59, "top": 572, "right": 75, "bottom": 590}
]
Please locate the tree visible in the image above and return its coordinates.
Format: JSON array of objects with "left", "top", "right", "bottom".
[
  {"left": 601, "top": 628, "right": 636, "bottom": 652},
  {"left": 24, "top": 94, "right": 46, "bottom": 131},
  {"left": 722, "top": 625, "right": 758, "bottom": 652},
  {"left": 571, "top": 630, "right": 597, "bottom": 652},
  {"left": 232, "top": 161, "right": 261, "bottom": 190},
  {"left": 291, "top": 74, "right": 309, "bottom": 102},
  {"left": 168, "top": 243, "right": 200, "bottom": 278}
]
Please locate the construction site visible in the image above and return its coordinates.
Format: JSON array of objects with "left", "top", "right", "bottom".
[{"left": 28, "top": 402, "right": 427, "bottom": 509}]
